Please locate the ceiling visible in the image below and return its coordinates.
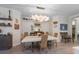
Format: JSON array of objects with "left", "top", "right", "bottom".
[{"left": 0, "top": 4, "right": 79, "bottom": 17}]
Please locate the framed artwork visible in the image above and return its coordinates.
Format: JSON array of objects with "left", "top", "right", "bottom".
[
  {"left": 34, "top": 23, "right": 40, "bottom": 26},
  {"left": 53, "top": 21, "right": 58, "bottom": 28},
  {"left": 53, "top": 21, "right": 58, "bottom": 24},
  {"left": 60, "top": 24, "right": 68, "bottom": 31},
  {"left": 14, "top": 19, "right": 19, "bottom": 30},
  {"left": 14, "top": 23, "right": 19, "bottom": 30}
]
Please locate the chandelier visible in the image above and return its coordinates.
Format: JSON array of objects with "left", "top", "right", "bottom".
[{"left": 31, "top": 15, "right": 49, "bottom": 22}]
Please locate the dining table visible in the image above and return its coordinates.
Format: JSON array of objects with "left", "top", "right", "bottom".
[
  {"left": 21, "top": 35, "right": 58, "bottom": 50},
  {"left": 21, "top": 35, "right": 58, "bottom": 43}
]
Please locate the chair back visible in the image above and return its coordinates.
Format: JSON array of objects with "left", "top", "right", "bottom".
[
  {"left": 21, "top": 32, "right": 28, "bottom": 40},
  {"left": 24, "top": 32, "right": 28, "bottom": 37},
  {"left": 40, "top": 34, "right": 48, "bottom": 49}
]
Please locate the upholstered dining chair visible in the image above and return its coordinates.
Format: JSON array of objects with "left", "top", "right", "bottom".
[
  {"left": 33, "top": 33, "right": 48, "bottom": 53},
  {"left": 47, "top": 35, "right": 57, "bottom": 48},
  {"left": 33, "top": 34, "right": 48, "bottom": 53},
  {"left": 21, "top": 32, "right": 28, "bottom": 41},
  {"left": 31, "top": 34, "right": 48, "bottom": 52},
  {"left": 40, "top": 34, "right": 48, "bottom": 50},
  {"left": 24, "top": 32, "right": 28, "bottom": 37}
]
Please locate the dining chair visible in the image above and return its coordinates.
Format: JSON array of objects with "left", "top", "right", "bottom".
[
  {"left": 53, "top": 40, "right": 57, "bottom": 47},
  {"left": 40, "top": 34, "right": 48, "bottom": 50},
  {"left": 21, "top": 32, "right": 28, "bottom": 41},
  {"left": 47, "top": 38, "right": 57, "bottom": 49},
  {"left": 31, "top": 34, "right": 48, "bottom": 52},
  {"left": 41, "top": 35, "right": 48, "bottom": 48},
  {"left": 21, "top": 42, "right": 32, "bottom": 51},
  {"left": 30, "top": 32, "right": 35, "bottom": 36},
  {"left": 24, "top": 32, "right": 28, "bottom": 37},
  {"left": 46, "top": 32, "right": 49, "bottom": 35},
  {"left": 64, "top": 35, "right": 72, "bottom": 43}
]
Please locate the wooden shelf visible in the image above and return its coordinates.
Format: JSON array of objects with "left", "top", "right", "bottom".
[
  {"left": 0, "top": 22, "right": 12, "bottom": 27},
  {"left": 0, "top": 24, "right": 12, "bottom": 27},
  {"left": 0, "top": 17, "right": 12, "bottom": 21}
]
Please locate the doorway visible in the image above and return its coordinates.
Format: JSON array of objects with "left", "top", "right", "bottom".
[{"left": 72, "top": 20, "right": 76, "bottom": 43}]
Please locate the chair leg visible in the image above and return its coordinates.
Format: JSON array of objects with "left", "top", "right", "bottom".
[
  {"left": 45, "top": 48, "right": 48, "bottom": 53},
  {"left": 55, "top": 41, "right": 57, "bottom": 47},
  {"left": 39, "top": 47, "right": 48, "bottom": 54},
  {"left": 54, "top": 40, "right": 57, "bottom": 47},
  {"left": 21, "top": 43, "right": 25, "bottom": 51},
  {"left": 31, "top": 42, "right": 34, "bottom": 52},
  {"left": 31, "top": 46, "right": 34, "bottom": 52}
]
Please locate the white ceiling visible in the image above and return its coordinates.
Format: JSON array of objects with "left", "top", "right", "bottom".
[{"left": 0, "top": 4, "right": 79, "bottom": 17}]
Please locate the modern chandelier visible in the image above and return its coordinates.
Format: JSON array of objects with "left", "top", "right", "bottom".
[{"left": 31, "top": 15, "right": 49, "bottom": 22}]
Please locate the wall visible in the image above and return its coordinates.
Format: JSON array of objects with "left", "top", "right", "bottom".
[
  {"left": 21, "top": 20, "right": 34, "bottom": 34},
  {"left": 0, "top": 7, "right": 12, "bottom": 34},
  {"left": 0, "top": 7, "right": 21, "bottom": 47},
  {"left": 51, "top": 16, "right": 70, "bottom": 42},
  {"left": 40, "top": 21, "right": 50, "bottom": 33},
  {"left": 21, "top": 20, "right": 51, "bottom": 34},
  {"left": 11, "top": 10, "right": 21, "bottom": 46},
  {"left": 0, "top": 7, "right": 9, "bottom": 18}
]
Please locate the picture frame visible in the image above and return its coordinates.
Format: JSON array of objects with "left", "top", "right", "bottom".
[
  {"left": 60, "top": 24, "right": 68, "bottom": 31},
  {"left": 14, "top": 23, "right": 19, "bottom": 30},
  {"left": 53, "top": 21, "right": 58, "bottom": 28}
]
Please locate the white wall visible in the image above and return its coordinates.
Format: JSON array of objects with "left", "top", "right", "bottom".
[
  {"left": 0, "top": 7, "right": 21, "bottom": 47},
  {"left": 67, "top": 17, "right": 73, "bottom": 37},
  {"left": 11, "top": 10, "right": 21, "bottom": 46},
  {"left": 40, "top": 21, "right": 50, "bottom": 32},
  {"left": 0, "top": 7, "right": 9, "bottom": 18},
  {"left": 21, "top": 20, "right": 51, "bottom": 34},
  {"left": 21, "top": 20, "right": 34, "bottom": 34},
  {"left": 51, "top": 16, "right": 70, "bottom": 42},
  {"left": 0, "top": 7, "right": 12, "bottom": 34}
]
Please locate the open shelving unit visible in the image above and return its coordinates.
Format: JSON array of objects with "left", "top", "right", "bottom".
[{"left": 0, "top": 10, "right": 12, "bottom": 50}]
